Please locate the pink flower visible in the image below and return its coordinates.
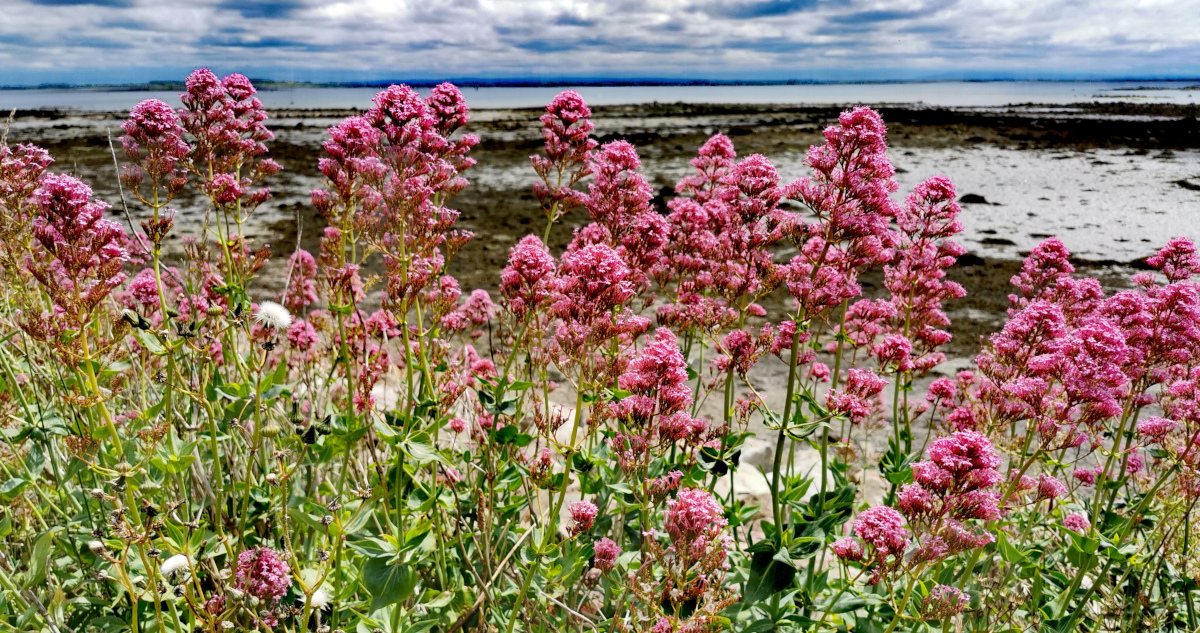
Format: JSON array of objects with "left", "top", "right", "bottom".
[
  {"left": 941, "top": 519, "right": 995, "bottom": 552},
  {"left": 645, "top": 470, "right": 684, "bottom": 498},
  {"left": 853, "top": 506, "right": 909, "bottom": 558},
  {"left": 460, "top": 289, "right": 496, "bottom": 325},
  {"left": 927, "top": 377, "right": 957, "bottom": 402},
  {"left": 1137, "top": 416, "right": 1177, "bottom": 443},
  {"left": 1125, "top": 451, "right": 1144, "bottom": 475},
  {"left": 573, "top": 140, "right": 668, "bottom": 287},
  {"left": 531, "top": 90, "right": 596, "bottom": 218},
  {"left": 121, "top": 98, "right": 190, "bottom": 183},
  {"left": 795, "top": 107, "right": 899, "bottom": 230},
  {"left": 1036, "top": 474, "right": 1068, "bottom": 500},
  {"left": 233, "top": 547, "right": 292, "bottom": 603},
  {"left": 676, "top": 133, "right": 736, "bottom": 201},
  {"left": 831, "top": 537, "right": 865, "bottom": 562},
  {"left": 926, "top": 431, "right": 1001, "bottom": 479},
  {"left": 1147, "top": 237, "right": 1200, "bottom": 283},
  {"left": 900, "top": 175, "right": 962, "bottom": 238},
  {"left": 568, "top": 501, "right": 598, "bottom": 536},
  {"left": 1010, "top": 237, "right": 1075, "bottom": 305},
  {"left": 125, "top": 268, "right": 161, "bottom": 308},
  {"left": 181, "top": 69, "right": 277, "bottom": 181},
  {"left": 206, "top": 173, "right": 244, "bottom": 205},
  {"left": 664, "top": 488, "right": 727, "bottom": 547},
  {"left": 615, "top": 329, "right": 705, "bottom": 443},
  {"left": 550, "top": 243, "right": 645, "bottom": 358},
  {"left": 1073, "top": 468, "right": 1099, "bottom": 486},
  {"left": 0, "top": 143, "right": 53, "bottom": 218},
  {"left": 593, "top": 537, "right": 622, "bottom": 572},
  {"left": 284, "top": 250, "right": 319, "bottom": 312},
  {"left": 873, "top": 334, "right": 915, "bottom": 371},
  {"left": 426, "top": 82, "right": 471, "bottom": 134},
  {"left": 841, "top": 173, "right": 965, "bottom": 375},
  {"left": 535, "top": 90, "right": 596, "bottom": 167},
  {"left": 1063, "top": 512, "right": 1091, "bottom": 533},
  {"left": 826, "top": 368, "right": 888, "bottom": 424},
  {"left": 448, "top": 417, "right": 466, "bottom": 433},
  {"left": 922, "top": 585, "right": 969, "bottom": 619},
  {"left": 621, "top": 329, "right": 690, "bottom": 407},
  {"left": 897, "top": 483, "right": 936, "bottom": 517},
  {"left": 27, "top": 174, "right": 128, "bottom": 323},
  {"left": 500, "top": 235, "right": 557, "bottom": 317},
  {"left": 286, "top": 319, "right": 318, "bottom": 351}
]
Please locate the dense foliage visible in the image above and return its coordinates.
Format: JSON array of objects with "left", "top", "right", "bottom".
[{"left": 0, "top": 71, "right": 1198, "bottom": 633}]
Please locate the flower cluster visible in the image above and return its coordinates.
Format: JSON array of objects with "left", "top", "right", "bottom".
[
  {"left": 26, "top": 174, "right": 129, "bottom": 327},
  {"left": 656, "top": 138, "right": 787, "bottom": 338},
  {"left": 629, "top": 488, "right": 737, "bottom": 631},
  {"left": 843, "top": 174, "right": 966, "bottom": 377},
  {"left": 922, "top": 584, "right": 969, "bottom": 620},
  {"left": 531, "top": 90, "right": 597, "bottom": 222},
  {"left": 785, "top": 106, "right": 899, "bottom": 319},
  {"left": 120, "top": 98, "right": 190, "bottom": 206},
  {"left": 898, "top": 431, "right": 1001, "bottom": 563},
  {"left": 573, "top": 140, "right": 668, "bottom": 290},
  {"left": 0, "top": 142, "right": 53, "bottom": 225},
  {"left": 826, "top": 367, "right": 888, "bottom": 424},
  {"left": 233, "top": 546, "right": 292, "bottom": 602},
  {"left": 833, "top": 505, "right": 910, "bottom": 584}
]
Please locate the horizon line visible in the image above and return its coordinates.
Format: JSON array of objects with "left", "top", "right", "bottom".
[{"left": 4, "top": 76, "right": 1200, "bottom": 91}]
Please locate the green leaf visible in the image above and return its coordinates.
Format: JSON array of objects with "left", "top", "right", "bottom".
[
  {"left": 134, "top": 330, "right": 166, "bottom": 356},
  {"left": 607, "top": 482, "right": 634, "bottom": 495},
  {"left": 996, "top": 532, "right": 1028, "bottom": 565},
  {"left": 402, "top": 433, "right": 447, "bottom": 465},
  {"left": 493, "top": 425, "right": 533, "bottom": 447},
  {"left": 823, "top": 594, "right": 870, "bottom": 614},
  {"left": 341, "top": 502, "right": 374, "bottom": 536},
  {"left": 744, "top": 543, "right": 797, "bottom": 602},
  {"left": 150, "top": 454, "right": 195, "bottom": 475},
  {"left": 0, "top": 478, "right": 27, "bottom": 501},
  {"left": 25, "top": 528, "right": 60, "bottom": 588},
  {"left": 25, "top": 442, "right": 45, "bottom": 476},
  {"left": 361, "top": 557, "right": 417, "bottom": 611},
  {"left": 287, "top": 506, "right": 328, "bottom": 534}
]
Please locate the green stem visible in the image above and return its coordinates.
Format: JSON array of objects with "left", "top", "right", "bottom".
[{"left": 771, "top": 328, "right": 803, "bottom": 527}]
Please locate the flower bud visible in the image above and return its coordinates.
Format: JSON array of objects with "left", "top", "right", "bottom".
[{"left": 261, "top": 420, "right": 283, "bottom": 438}]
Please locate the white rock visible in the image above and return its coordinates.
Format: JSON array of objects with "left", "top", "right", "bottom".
[
  {"left": 738, "top": 436, "right": 775, "bottom": 471},
  {"left": 714, "top": 465, "right": 773, "bottom": 518}
]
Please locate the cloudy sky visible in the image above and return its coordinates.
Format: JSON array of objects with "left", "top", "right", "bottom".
[{"left": 2, "top": 0, "right": 1199, "bottom": 85}]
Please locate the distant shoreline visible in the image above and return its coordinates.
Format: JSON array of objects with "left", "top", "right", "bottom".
[{"left": 5, "top": 77, "right": 1200, "bottom": 92}]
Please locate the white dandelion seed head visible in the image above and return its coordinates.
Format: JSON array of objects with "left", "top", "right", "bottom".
[
  {"left": 160, "top": 554, "right": 190, "bottom": 577},
  {"left": 255, "top": 301, "right": 293, "bottom": 330},
  {"left": 304, "top": 587, "right": 331, "bottom": 611}
]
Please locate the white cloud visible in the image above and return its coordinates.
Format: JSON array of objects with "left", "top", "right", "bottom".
[{"left": 1, "top": 0, "right": 1198, "bottom": 84}]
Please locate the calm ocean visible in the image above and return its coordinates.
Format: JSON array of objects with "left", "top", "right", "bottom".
[{"left": 2, "top": 80, "right": 1198, "bottom": 112}]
